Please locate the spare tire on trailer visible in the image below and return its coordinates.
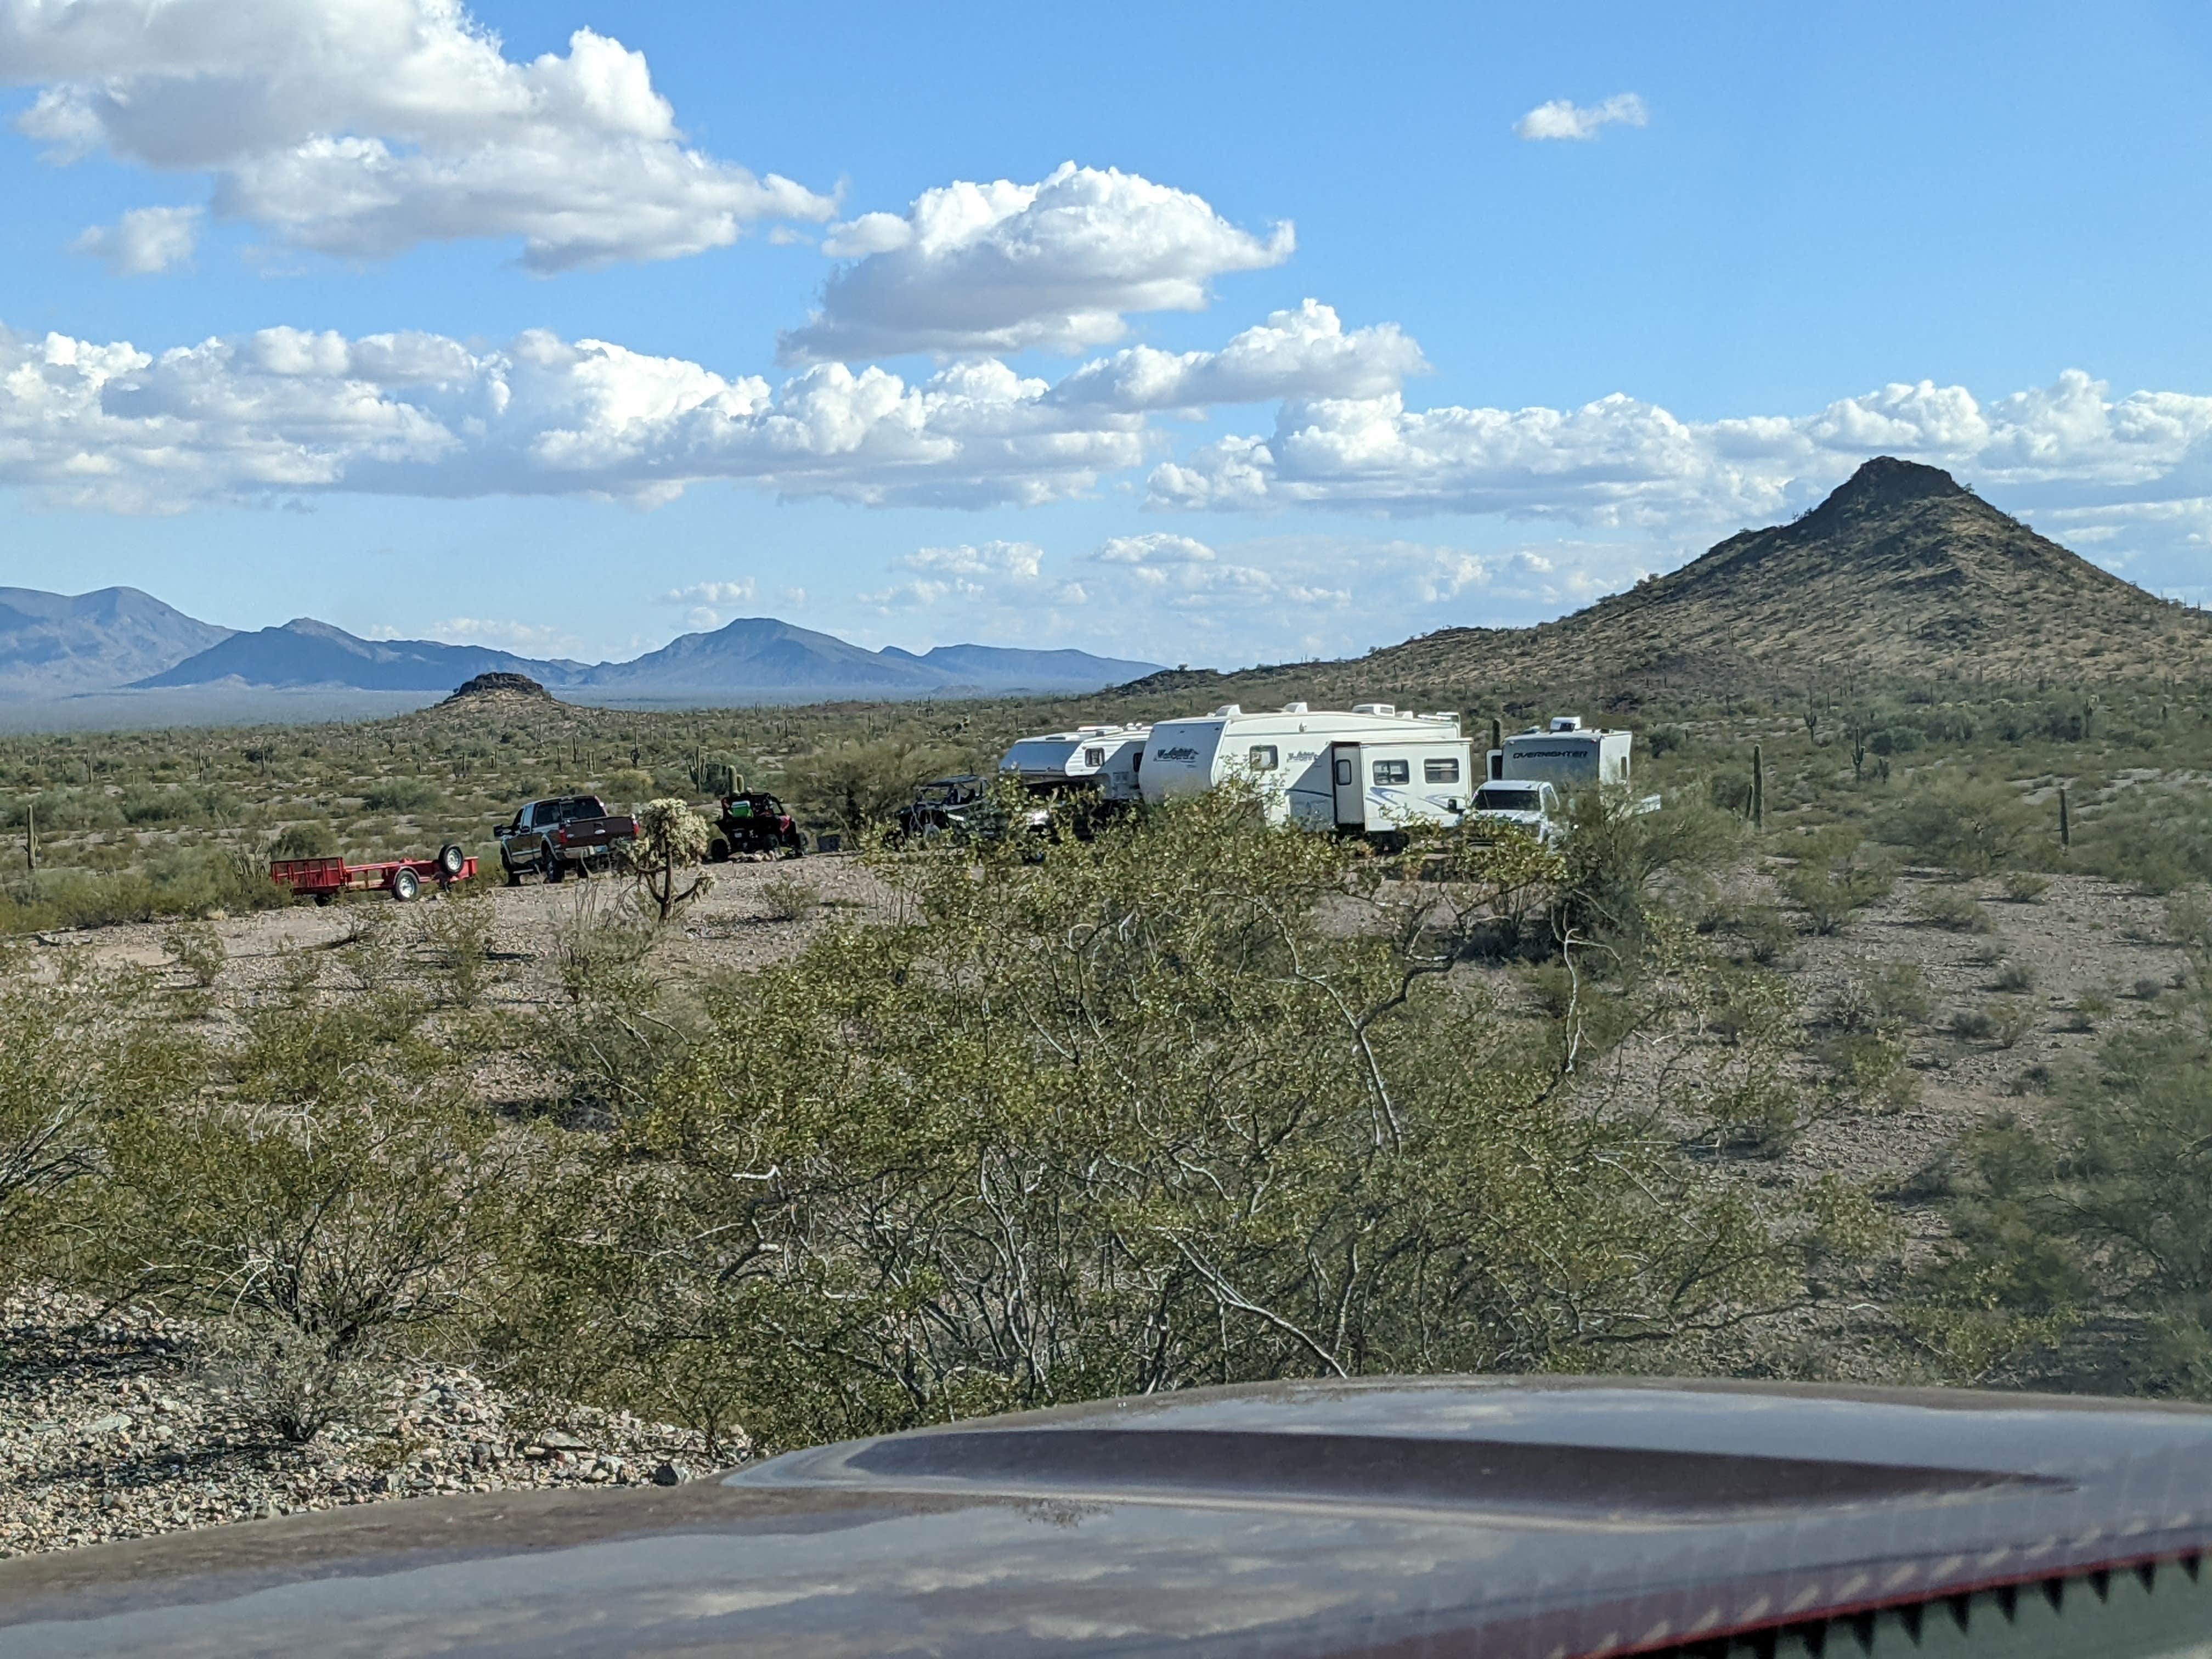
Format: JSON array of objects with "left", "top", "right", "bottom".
[
  {"left": 437, "top": 843, "right": 466, "bottom": 877},
  {"left": 391, "top": 867, "right": 421, "bottom": 902}
]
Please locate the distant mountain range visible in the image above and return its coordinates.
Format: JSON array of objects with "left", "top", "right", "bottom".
[
  {"left": 1, "top": 595, "right": 1164, "bottom": 706},
  {"left": 0, "top": 586, "right": 233, "bottom": 696}
]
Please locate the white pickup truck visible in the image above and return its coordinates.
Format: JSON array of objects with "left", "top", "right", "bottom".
[
  {"left": 1468, "top": 780, "right": 1567, "bottom": 843},
  {"left": 1468, "top": 781, "right": 1661, "bottom": 844}
]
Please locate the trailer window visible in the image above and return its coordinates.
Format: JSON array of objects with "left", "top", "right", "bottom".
[
  {"left": 1085, "top": 747, "right": 1107, "bottom": 768},
  {"left": 1424, "top": 757, "right": 1460, "bottom": 783},
  {"left": 1334, "top": 758, "right": 1353, "bottom": 786},
  {"left": 1248, "top": 745, "right": 1279, "bottom": 771},
  {"left": 1372, "top": 760, "right": 1410, "bottom": 785}
]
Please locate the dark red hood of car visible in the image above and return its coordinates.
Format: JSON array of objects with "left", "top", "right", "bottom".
[{"left": 6, "top": 1376, "right": 2212, "bottom": 1656}]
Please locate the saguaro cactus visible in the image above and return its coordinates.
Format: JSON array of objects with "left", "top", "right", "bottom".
[
  {"left": 2059, "top": 786, "right": 2071, "bottom": 850},
  {"left": 1751, "top": 743, "right": 1765, "bottom": 828}
]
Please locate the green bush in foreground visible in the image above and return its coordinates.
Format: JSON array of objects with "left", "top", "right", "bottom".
[
  {"left": 499, "top": 793, "right": 1865, "bottom": 1453},
  {"left": 1911, "top": 977, "right": 2212, "bottom": 1394}
]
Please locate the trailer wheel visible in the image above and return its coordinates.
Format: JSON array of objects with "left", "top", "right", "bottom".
[
  {"left": 437, "top": 843, "right": 466, "bottom": 877},
  {"left": 313, "top": 892, "right": 334, "bottom": 907},
  {"left": 391, "top": 867, "right": 421, "bottom": 902}
]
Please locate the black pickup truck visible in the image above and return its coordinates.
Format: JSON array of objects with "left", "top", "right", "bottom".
[{"left": 495, "top": 795, "right": 638, "bottom": 884}]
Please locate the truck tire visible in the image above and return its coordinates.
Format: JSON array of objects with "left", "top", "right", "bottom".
[
  {"left": 391, "top": 867, "right": 421, "bottom": 902},
  {"left": 437, "top": 843, "right": 466, "bottom": 877},
  {"left": 543, "top": 853, "right": 565, "bottom": 884},
  {"left": 504, "top": 860, "right": 522, "bottom": 888}
]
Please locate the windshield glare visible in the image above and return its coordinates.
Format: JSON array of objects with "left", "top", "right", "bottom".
[{"left": 1479, "top": 788, "right": 1541, "bottom": 811}]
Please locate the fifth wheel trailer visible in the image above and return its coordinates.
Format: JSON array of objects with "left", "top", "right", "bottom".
[
  {"left": 997, "top": 723, "right": 1151, "bottom": 805},
  {"left": 1487, "top": 716, "right": 1634, "bottom": 787}
]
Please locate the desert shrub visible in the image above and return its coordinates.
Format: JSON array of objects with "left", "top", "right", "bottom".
[
  {"left": 500, "top": 792, "right": 1861, "bottom": 1453},
  {"left": 1950, "top": 1007, "right": 1994, "bottom": 1040},
  {"left": 1550, "top": 794, "right": 1745, "bottom": 955},
  {"left": 531, "top": 887, "right": 690, "bottom": 1120},
  {"left": 0, "top": 963, "right": 191, "bottom": 1293},
  {"left": 360, "top": 777, "right": 440, "bottom": 814},
  {"left": 1993, "top": 962, "right": 2036, "bottom": 993},
  {"left": 1870, "top": 961, "right": 1935, "bottom": 1025},
  {"left": 1823, "top": 961, "right": 1932, "bottom": 1032},
  {"left": 165, "top": 919, "right": 225, "bottom": 989},
  {"left": 421, "top": 893, "right": 498, "bottom": 1008},
  {"left": 2166, "top": 890, "right": 2212, "bottom": 953},
  {"left": 1878, "top": 783, "right": 2033, "bottom": 876},
  {"left": 1911, "top": 886, "right": 1993, "bottom": 933},
  {"left": 195, "top": 1312, "right": 390, "bottom": 1444},
  {"left": 1818, "top": 1030, "right": 1920, "bottom": 1116},
  {"left": 2000, "top": 872, "right": 2051, "bottom": 903},
  {"left": 2083, "top": 786, "right": 2212, "bottom": 895},
  {"left": 272, "top": 821, "right": 338, "bottom": 860},
  {"left": 1731, "top": 905, "right": 1795, "bottom": 965},
  {"left": 785, "top": 738, "right": 973, "bottom": 836},
  {"left": 2134, "top": 977, "right": 2166, "bottom": 1002},
  {"left": 1988, "top": 1000, "right": 2039, "bottom": 1048},
  {"left": 757, "top": 873, "right": 820, "bottom": 923},
  {"left": 1777, "top": 828, "right": 1894, "bottom": 935},
  {"left": 1707, "top": 773, "right": 1753, "bottom": 817},
  {"left": 87, "top": 1000, "right": 526, "bottom": 1441},
  {"left": 1910, "top": 998, "right": 2212, "bottom": 1392}
]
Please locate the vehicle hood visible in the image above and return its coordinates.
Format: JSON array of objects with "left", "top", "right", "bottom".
[{"left": 5, "top": 1376, "right": 2212, "bottom": 1657}]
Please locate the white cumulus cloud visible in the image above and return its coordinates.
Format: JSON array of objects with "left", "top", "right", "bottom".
[
  {"left": 0, "top": 321, "right": 1150, "bottom": 512},
  {"left": 1049, "top": 300, "right": 1425, "bottom": 412},
  {"left": 430, "top": 616, "right": 578, "bottom": 652},
  {"left": 1093, "top": 532, "right": 1216, "bottom": 565},
  {"left": 1147, "top": 370, "right": 2212, "bottom": 531},
  {"left": 1, "top": 0, "right": 833, "bottom": 270},
  {"left": 778, "top": 162, "right": 1294, "bottom": 362},
  {"left": 661, "top": 580, "right": 758, "bottom": 607},
  {"left": 1514, "top": 93, "right": 1649, "bottom": 142},
  {"left": 70, "top": 204, "right": 201, "bottom": 274}
]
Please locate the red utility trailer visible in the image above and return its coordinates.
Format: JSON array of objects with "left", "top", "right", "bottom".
[{"left": 270, "top": 844, "right": 475, "bottom": 905}]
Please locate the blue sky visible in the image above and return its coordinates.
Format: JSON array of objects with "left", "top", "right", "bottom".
[{"left": 5, "top": 0, "right": 2211, "bottom": 669}]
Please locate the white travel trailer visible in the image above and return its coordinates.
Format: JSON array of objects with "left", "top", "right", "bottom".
[
  {"left": 1487, "top": 715, "right": 1635, "bottom": 787},
  {"left": 1141, "top": 702, "right": 1473, "bottom": 840},
  {"left": 998, "top": 723, "right": 1151, "bottom": 804}
]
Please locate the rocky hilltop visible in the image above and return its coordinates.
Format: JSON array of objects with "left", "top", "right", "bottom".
[
  {"left": 1124, "top": 458, "right": 2212, "bottom": 709},
  {"left": 440, "top": 672, "right": 556, "bottom": 706}
]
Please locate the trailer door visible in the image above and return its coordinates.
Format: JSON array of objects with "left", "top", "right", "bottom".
[{"left": 1331, "top": 743, "right": 1365, "bottom": 828}]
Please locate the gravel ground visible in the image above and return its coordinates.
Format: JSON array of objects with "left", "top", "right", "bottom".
[{"left": 0, "top": 1288, "right": 729, "bottom": 1560}]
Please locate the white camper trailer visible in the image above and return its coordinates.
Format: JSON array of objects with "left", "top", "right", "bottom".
[
  {"left": 998, "top": 723, "right": 1150, "bottom": 805},
  {"left": 1487, "top": 715, "right": 1635, "bottom": 788},
  {"left": 1141, "top": 702, "right": 1473, "bottom": 839}
]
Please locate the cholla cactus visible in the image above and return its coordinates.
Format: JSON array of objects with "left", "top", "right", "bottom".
[{"left": 631, "top": 798, "right": 714, "bottom": 922}]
